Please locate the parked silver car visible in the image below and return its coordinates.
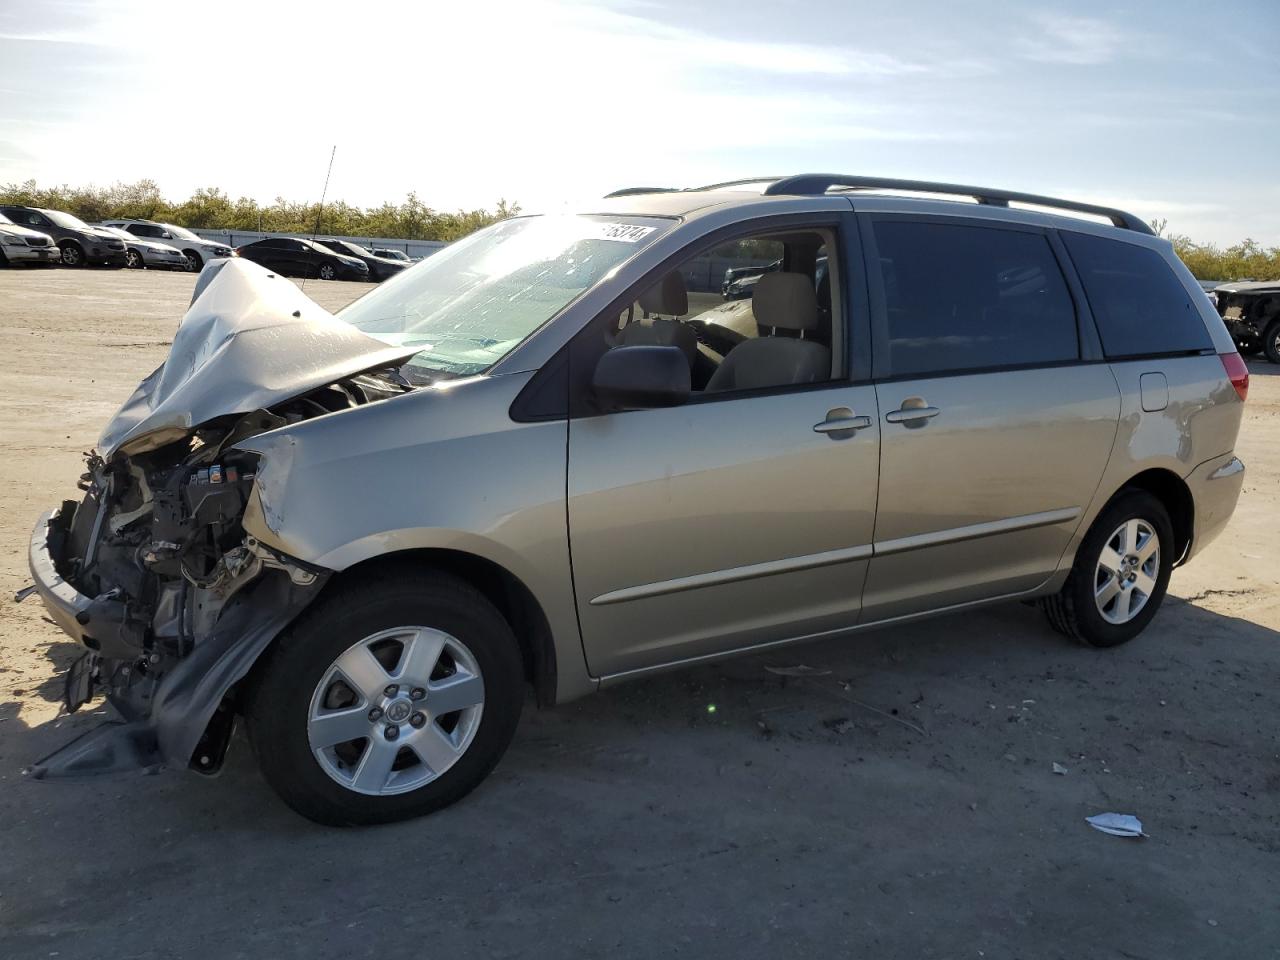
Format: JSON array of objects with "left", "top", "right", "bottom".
[
  {"left": 24, "top": 174, "right": 1247, "bottom": 825},
  {"left": 0, "top": 211, "right": 60, "bottom": 266},
  {"left": 96, "top": 226, "right": 189, "bottom": 270},
  {"left": 102, "top": 219, "right": 234, "bottom": 272}
]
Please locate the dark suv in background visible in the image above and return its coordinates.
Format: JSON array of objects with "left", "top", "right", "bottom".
[{"left": 0, "top": 205, "right": 127, "bottom": 267}]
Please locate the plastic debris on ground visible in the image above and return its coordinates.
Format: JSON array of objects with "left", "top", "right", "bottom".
[
  {"left": 1085, "top": 813, "right": 1147, "bottom": 838},
  {"left": 1052, "top": 762, "right": 1069, "bottom": 775}
]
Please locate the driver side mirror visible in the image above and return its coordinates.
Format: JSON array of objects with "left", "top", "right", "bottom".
[
  {"left": 160, "top": 231, "right": 172, "bottom": 239},
  {"left": 592, "top": 345, "right": 690, "bottom": 411}
]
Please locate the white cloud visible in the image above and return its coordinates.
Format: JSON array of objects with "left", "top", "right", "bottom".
[{"left": 1015, "top": 14, "right": 1124, "bottom": 66}]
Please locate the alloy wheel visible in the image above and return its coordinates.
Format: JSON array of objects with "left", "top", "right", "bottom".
[
  {"left": 307, "top": 626, "right": 485, "bottom": 796},
  {"left": 1094, "top": 519, "right": 1160, "bottom": 625}
]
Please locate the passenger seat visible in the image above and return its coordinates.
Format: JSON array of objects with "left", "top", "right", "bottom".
[
  {"left": 706, "top": 272, "right": 830, "bottom": 392},
  {"left": 618, "top": 271, "right": 697, "bottom": 367}
]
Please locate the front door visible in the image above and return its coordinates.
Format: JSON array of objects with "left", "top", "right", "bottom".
[
  {"left": 859, "top": 216, "right": 1120, "bottom": 620},
  {"left": 567, "top": 218, "right": 880, "bottom": 678}
]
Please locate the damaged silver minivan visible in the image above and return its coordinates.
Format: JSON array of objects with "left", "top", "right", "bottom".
[{"left": 25, "top": 175, "right": 1247, "bottom": 825}]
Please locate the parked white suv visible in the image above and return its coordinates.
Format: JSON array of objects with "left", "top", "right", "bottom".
[
  {"left": 0, "top": 211, "right": 61, "bottom": 266},
  {"left": 103, "top": 220, "right": 233, "bottom": 272}
]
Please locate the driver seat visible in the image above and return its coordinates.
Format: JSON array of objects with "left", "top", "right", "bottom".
[{"left": 706, "top": 272, "right": 829, "bottom": 392}]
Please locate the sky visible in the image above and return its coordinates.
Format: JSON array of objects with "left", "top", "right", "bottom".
[{"left": 1, "top": 0, "right": 1277, "bottom": 245}]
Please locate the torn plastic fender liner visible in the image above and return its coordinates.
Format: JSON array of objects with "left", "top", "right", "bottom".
[{"left": 29, "top": 567, "right": 328, "bottom": 781}]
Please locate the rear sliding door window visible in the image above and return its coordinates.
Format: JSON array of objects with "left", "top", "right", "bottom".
[
  {"left": 873, "top": 220, "right": 1078, "bottom": 378},
  {"left": 1061, "top": 232, "right": 1212, "bottom": 358}
]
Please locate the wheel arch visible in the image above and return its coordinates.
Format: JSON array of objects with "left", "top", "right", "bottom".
[
  {"left": 322, "top": 548, "right": 558, "bottom": 707},
  {"left": 1110, "top": 467, "right": 1194, "bottom": 564}
]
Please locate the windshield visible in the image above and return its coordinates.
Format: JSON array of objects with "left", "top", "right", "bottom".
[
  {"left": 101, "top": 226, "right": 132, "bottom": 240},
  {"left": 46, "top": 209, "right": 90, "bottom": 229},
  {"left": 163, "top": 223, "right": 200, "bottom": 241},
  {"left": 339, "top": 214, "right": 671, "bottom": 380}
]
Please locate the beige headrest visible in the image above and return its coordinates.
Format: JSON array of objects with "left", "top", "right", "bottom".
[
  {"left": 639, "top": 271, "right": 688, "bottom": 317},
  {"left": 752, "top": 272, "right": 818, "bottom": 331}
]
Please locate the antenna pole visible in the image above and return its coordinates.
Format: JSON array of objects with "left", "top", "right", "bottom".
[{"left": 301, "top": 145, "right": 337, "bottom": 292}]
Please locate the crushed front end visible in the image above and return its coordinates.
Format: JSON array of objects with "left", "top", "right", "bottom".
[
  {"left": 21, "top": 257, "right": 418, "bottom": 780},
  {"left": 27, "top": 431, "right": 328, "bottom": 778}
]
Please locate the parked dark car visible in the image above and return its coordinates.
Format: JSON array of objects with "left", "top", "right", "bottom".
[
  {"left": 313, "top": 238, "right": 408, "bottom": 282},
  {"left": 234, "top": 237, "right": 370, "bottom": 281},
  {"left": 0, "top": 205, "right": 127, "bottom": 267},
  {"left": 1212, "top": 280, "right": 1280, "bottom": 361},
  {"left": 722, "top": 257, "right": 780, "bottom": 299}
]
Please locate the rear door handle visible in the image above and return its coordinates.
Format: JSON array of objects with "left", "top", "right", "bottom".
[
  {"left": 814, "top": 408, "right": 872, "bottom": 435},
  {"left": 885, "top": 405, "right": 941, "bottom": 424}
]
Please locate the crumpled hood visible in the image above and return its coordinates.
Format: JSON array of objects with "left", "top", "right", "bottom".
[{"left": 99, "top": 257, "right": 418, "bottom": 457}]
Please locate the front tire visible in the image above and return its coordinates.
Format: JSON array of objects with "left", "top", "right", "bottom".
[
  {"left": 1042, "top": 490, "right": 1174, "bottom": 648},
  {"left": 245, "top": 570, "right": 524, "bottom": 826},
  {"left": 183, "top": 250, "right": 203, "bottom": 273},
  {"left": 1263, "top": 321, "right": 1280, "bottom": 364},
  {"left": 125, "top": 248, "right": 144, "bottom": 269},
  {"left": 60, "top": 241, "right": 84, "bottom": 267},
  {"left": 318, "top": 262, "right": 337, "bottom": 280}
]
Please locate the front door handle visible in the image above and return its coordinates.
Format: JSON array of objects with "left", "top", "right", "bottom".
[
  {"left": 885, "top": 401, "right": 941, "bottom": 425},
  {"left": 814, "top": 407, "right": 872, "bottom": 436}
]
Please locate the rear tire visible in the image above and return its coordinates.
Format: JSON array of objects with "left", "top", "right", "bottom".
[
  {"left": 60, "top": 241, "right": 84, "bottom": 267},
  {"left": 1263, "top": 321, "right": 1280, "bottom": 364},
  {"left": 245, "top": 570, "right": 524, "bottom": 826},
  {"left": 1041, "top": 490, "right": 1174, "bottom": 648}
]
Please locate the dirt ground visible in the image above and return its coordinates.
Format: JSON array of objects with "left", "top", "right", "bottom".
[{"left": 0, "top": 268, "right": 1277, "bottom": 960}]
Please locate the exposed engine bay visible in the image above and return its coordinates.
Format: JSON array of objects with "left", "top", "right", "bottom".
[{"left": 38, "top": 373, "right": 409, "bottom": 776}]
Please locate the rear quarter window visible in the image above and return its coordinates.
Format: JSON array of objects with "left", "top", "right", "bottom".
[{"left": 1061, "top": 232, "right": 1212, "bottom": 358}]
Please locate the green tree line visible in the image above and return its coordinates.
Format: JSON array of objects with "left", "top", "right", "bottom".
[
  {"left": 0, "top": 179, "right": 520, "bottom": 242},
  {"left": 1, "top": 180, "right": 1276, "bottom": 279}
]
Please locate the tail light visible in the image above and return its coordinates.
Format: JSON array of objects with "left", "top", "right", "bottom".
[{"left": 1220, "top": 352, "right": 1249, "bottom": 402}]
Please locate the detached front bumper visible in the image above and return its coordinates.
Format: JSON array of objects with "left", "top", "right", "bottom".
[
  {"left": 28, "top": 508, "right": 95, "bottom": 648},
  {"left": 25, "top": 506, "right": 330, "bottom": 779}
]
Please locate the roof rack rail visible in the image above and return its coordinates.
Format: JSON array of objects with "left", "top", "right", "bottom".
[
  {"left": 602, "top": 186, "right": 679, "bottom": 198},
  {"left": 762, "top": 174, "right": 1154, "bottom": 234},
  {"left": 604, "top": 177, "right": 784, "bottom": 199},
  {"left": 691, "top": 176, "right": 786, "bottom": 191}
]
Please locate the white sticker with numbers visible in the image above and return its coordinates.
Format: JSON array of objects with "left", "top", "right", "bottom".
[{"left": 592, "top": 222, "right": 656, "bottom": 243}]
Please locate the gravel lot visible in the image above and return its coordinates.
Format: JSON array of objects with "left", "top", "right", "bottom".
[{"left": 1, "top": 268, "right": 1277, "bottom": 959}]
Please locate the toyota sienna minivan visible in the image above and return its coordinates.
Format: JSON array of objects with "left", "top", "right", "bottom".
[{"left": 24, "top": 174, "right": 1246, "bottom": 825}]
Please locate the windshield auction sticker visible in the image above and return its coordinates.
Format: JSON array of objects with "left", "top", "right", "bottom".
[{"left": 593, "top": 222, "right": 657, "bottom": 243}]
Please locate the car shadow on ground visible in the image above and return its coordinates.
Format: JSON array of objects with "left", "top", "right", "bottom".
[
  {"left": 1245, "top": 358, "right": 1279, "bottom": 376},
  {"left": 3, "top": 594, "right": 1279, "bottom": 958},
  {"left": 3, "top": 593, "right": 1277, "bottom": 835}
]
